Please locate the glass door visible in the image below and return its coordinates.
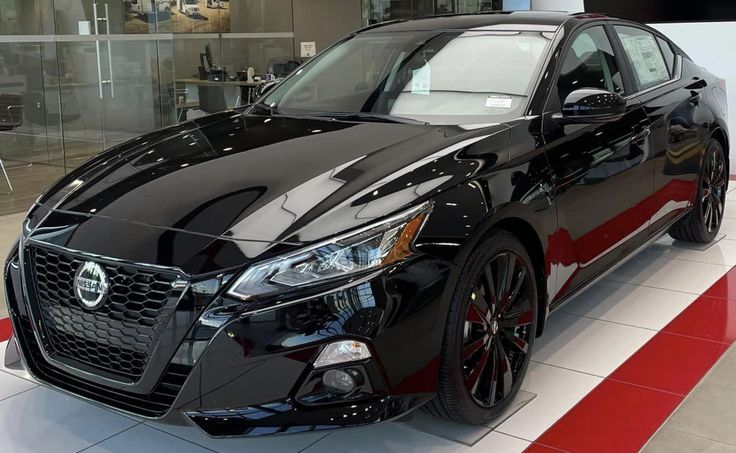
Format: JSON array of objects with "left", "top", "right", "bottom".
[
  {"left": 54, "top": 0, "right": 171, "bottom": 168},
  {"left": 98, "top": 36, "right": 168, "bottom": 150}
]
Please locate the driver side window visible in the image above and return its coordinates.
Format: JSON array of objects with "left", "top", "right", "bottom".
[{"left": 556, "top": 26, "right": 625, "bottom": 108}]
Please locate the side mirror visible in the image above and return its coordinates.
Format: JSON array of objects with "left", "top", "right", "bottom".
[
  {"left": 256, "top": 80, "right": 279, "bottom": 99},
  {"left": 559, "top": 88, "right": 626, "bottom": 123}
]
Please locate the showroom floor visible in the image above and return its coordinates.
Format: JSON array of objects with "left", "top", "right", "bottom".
[{"left": 1, "top": 194, "right": 736, "bottom": 452}]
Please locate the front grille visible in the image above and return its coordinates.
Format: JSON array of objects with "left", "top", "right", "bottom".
[{"left": 29, "top": 246, "right": 181, "bottom": 380}]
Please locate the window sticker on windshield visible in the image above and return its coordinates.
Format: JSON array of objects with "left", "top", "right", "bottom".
[
  {"left": 485, "top": 95, "right": 513, "bottom": 109},
  {"left": 411, "top": 64, "right": 431, "bottom": 95}
]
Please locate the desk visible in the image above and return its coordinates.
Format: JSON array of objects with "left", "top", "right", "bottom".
[
  {"left": 175, "top": 78, "right": 264, "bottom": 105},
  {"left": 176, "top": 78, "right": 264, "bottom": 87}
]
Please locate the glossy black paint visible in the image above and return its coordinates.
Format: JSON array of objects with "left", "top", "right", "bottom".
[
  {"left": 561, "top": 88, "right": 627, "bottom": 122},
  {"left": 3, "top": 11, "right": 729, "bottom": 436}
]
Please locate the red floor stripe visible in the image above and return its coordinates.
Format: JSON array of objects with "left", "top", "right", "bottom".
[
  {"left": 525, "top": 444, "right": 569, "bottom": 453},
  {"left": 525, "top": 267, "right": 736, "bottom": 453},
  {"left": 533, "top": 380, "right": 683, "bottom": 453},
  {"left": 608, "top": 332, "right": 728, "bottom": 396},
  {"left": 702, "top": 267, "right": 736, "bottom": 301},
  {"left": 0, "top": 317, "right": 12, "bottom": 342},
  {"left": 664, "top": 296, "right": 736, "bottom": 344}
]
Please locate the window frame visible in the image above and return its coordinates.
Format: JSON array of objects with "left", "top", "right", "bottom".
[
  {"left": 606, "top": 21, "right": 683, "bottom": 99},
  {"left": 542, "top": 21, "right": 635, "bottom": 114},
  {"left": 655, "top": 36, "right": 676, "bottom": 77}
]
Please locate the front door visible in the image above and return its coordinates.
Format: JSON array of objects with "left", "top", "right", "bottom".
[{"left": 543, "top": 24, "right": 654, "bottom": 300}]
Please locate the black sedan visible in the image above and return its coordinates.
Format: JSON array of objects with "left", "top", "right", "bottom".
[{"left": 3, "top": 11, "right": 729, "bottom": 436}]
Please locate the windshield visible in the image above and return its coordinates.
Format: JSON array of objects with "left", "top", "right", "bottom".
[{"left": 262, "top": 29, "right": 554, "bottom": 125}]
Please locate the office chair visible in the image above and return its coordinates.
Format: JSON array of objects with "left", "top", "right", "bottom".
[
  {"left": 198, "top": 85, "right": 228, "bottom": 114},
  {"left": 272, "top": 61, "right": 300, "bottom": 78},
  {"left": 23, "top": 91, "right": 82, "bottom": 127},
  {"left": 0, "top": 93, "right": 29, "bottom": 193}
]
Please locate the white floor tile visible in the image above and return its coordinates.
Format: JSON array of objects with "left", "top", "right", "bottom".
[
  {"left": 606, "top": 252, "right": 730, "bottom": 294},
  {"left": 83, "top": 424, "right": 211, "bottom": 453},
  {"left": 644, "top": 235, "right": 736, "bottom": 266},
  {"left": 723, "top": 199, "right": 736, "bottom": 219},
  {"left": 532, "top": 313, "right": 655, "bottom": 376},
  {"left": 720, "top": 217, "right": 736, "bottom": 240},
  {"left": 495, "top": 362, "right": 602, "bottom": 441},
  {"left": 0, "top": 369, "right": 36, "bottom": 401},
  {"left": 400, "top": 391, "right": 535, "bottom": 445},
  {"left": 0, "top": 386, "right": 137, "bottom": 453},
  {"left": 560, "top": 280, "right": 697, "bottom": 331},
  {"left": 302, "top": 422, "right": 467, "bottom": 453},
  {"left": 145, "top": 415, "right": 328, "bottom": 453},
  {"left": 469, "top": 431, "right": 529, "bottom": 452}
]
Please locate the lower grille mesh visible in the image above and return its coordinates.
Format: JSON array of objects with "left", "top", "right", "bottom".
[{"left": 16, "top": 316, "right": 192, "bottom": 417}]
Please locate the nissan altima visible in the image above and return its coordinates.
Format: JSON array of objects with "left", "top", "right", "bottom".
[{"left": 3, "top": 11, "right": 729, "bottom": 436}]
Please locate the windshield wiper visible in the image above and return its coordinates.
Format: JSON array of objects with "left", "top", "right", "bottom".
[
  {"left": 248, "top": 102, "right": 283, "bottom": 116},
  {"left": 247, "top": 106, "right": 427, "bottom": 125},
  {"left": 311, "top": 111, "right": 429, "bottom": 125}
]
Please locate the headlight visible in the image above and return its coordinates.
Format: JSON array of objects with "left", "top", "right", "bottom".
[{"left": 226, "top": 202, "right": 432, "bottom": 300}]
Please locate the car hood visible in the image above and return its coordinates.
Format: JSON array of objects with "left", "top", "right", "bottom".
[{"left": 31, "top": 112, "right": 510, "bottom": 272}]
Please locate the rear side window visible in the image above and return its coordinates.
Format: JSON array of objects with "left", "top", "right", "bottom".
[
  {"left": 556, "top": 26, "right": 625, "bottom": 105},
  {"left": 656, "top": 36, "right": 676, "bottom": 76},
  {"left": 614, "top": 26, "right": 671, "bottom": 91}
]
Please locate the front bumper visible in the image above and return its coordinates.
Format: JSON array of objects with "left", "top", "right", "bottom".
[{"left": 4, "top": 242, "right": 454, "bottom": 437}]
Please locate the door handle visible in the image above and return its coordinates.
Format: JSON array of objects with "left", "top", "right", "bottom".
[
  {"left": 104, "top": 3, "right": 114, "bottom": 98},
  {"left": 631, "top": 126, "right": 651, "bottom": 146},
  {"left": 93, "top": 2, "right": 104, "bottom": 99},
  {"left": 689, "top": 91, "right": 702, "bottom": 106}
]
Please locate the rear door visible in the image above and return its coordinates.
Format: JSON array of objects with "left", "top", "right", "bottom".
[
  {"left": 611, "top": 24, "right": 705, "bottom": 233},
  {"left": 542, "top": 23, "right": 654, "bottom": 299}
]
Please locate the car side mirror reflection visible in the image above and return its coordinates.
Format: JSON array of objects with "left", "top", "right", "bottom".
[
  {"left": 256, "top": 80, "right": 279, "bottom": 99},
  {"left": 559, "top": 88, "right": 626, "bottom": 123}
]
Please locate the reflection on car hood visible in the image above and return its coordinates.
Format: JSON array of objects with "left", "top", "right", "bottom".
[{"left": 37, "top": 112, "right": 510, "bottom": 247}]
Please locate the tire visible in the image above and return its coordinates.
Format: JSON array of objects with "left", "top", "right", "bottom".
[
  {"left": 669, "top": 138, "right": 728, "bottom": 243},
  {"left": 426, "top": 230, "right": 538, "bottom": 424}
]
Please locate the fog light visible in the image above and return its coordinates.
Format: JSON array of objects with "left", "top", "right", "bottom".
[
  {"left": 314, "top": 340, "right": 371, "bottom": 368},
  {"left": 322, "top": 369, "right": 356, "bottom": 395}
]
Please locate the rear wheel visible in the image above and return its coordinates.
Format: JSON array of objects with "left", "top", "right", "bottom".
[
  {"left": 669, "top": 138, "right": 727, "bottom": 243},
  {"left": 427, "top": 231, "right": 537, "bottom": 424}
]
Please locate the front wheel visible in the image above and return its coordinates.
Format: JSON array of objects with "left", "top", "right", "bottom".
[
  {"left": 426, "top": 231, "right": 537, "bottom": 424},
  {"left": 669, "top": 138, "right": 727, "bottom": 243}
]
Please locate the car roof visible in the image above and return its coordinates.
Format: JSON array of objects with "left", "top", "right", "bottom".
[{"left": 359, "top": 11, "right": 609, "bottom": 33}]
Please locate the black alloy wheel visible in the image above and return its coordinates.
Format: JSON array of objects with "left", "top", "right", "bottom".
[
  {"left": 462, "top": 252, "right": 534, "bottom": 407},
  {"left": 670, "top": 138, "right": 728, "bottom": 243},
  {"left": 701, "top": 142, "right": 727, "bottom": 234},
  {"left": 427, "top": 230, "right": 537, "bottom": 424}
]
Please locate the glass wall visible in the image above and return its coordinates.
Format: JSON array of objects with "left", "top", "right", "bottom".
[{"left": 0, "top": 0, "right": 298, "bottom": 215}]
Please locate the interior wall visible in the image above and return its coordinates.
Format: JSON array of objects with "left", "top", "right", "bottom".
[
  {"left": 584, "top": 0, "right": 736, "bottom": 23},
  {"left": 292, "top": 0, "right": 363, "bottom": 60},
  {"left": 530, "top": 0, "right": 584, "bottom": 12},
  {"left": 230, "top": 0, "right": 294, "bottom": 33},
  {"left": 0, "top": 0, "right": 54, "bottom": 35}
]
